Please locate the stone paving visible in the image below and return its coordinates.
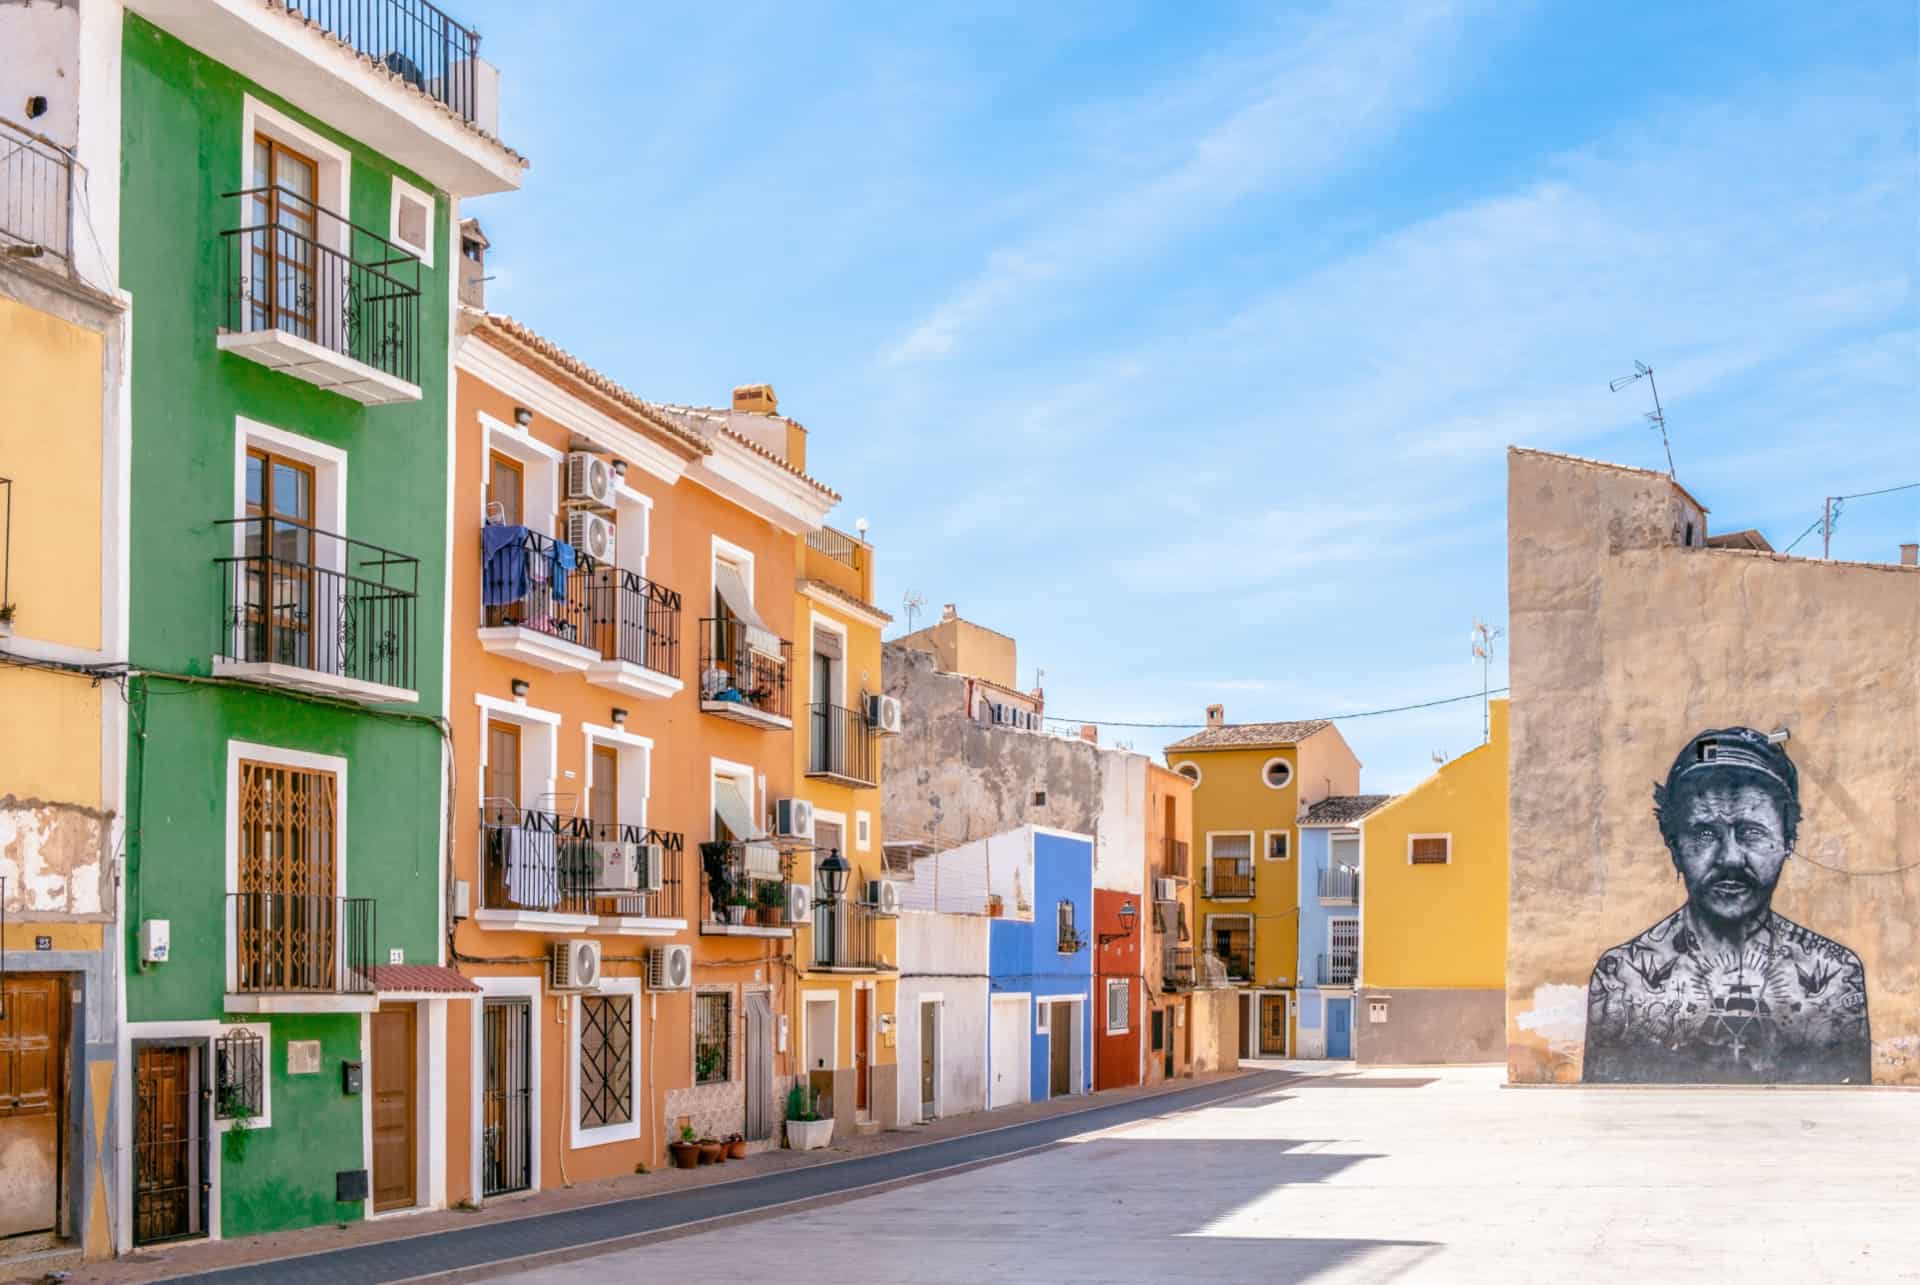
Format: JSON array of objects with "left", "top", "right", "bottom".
[{"left": 492, "top": 1065, "right": 1920, "bottom": 1284}]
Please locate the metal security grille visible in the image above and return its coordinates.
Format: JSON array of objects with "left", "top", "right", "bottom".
[
  {"left": 213, "top": 1028, "right": 263, "bottom": 1120},
  {"left": 1107, "top": 979, "right": 1130, "bottom": 1034},
  {"left": 577, "top": 995, "right": 632, "bottom": 1130},
  {"left": 235, "top": 761, "right": 357, "bottom": 993},
  {"left": 482, "top": 999, "right": 531, "bottom": 1196},
  {"left": 1410, "top": 835, "right": 1451, "bottom": 865},
  {"left": 744, "top": 993, "right": 774, "bottom": 1142},
  {"left": 134, "top": 1044, "right": 205, "bottom": 1245},
  {"left": 694, "top": 992, "right": 731, "bottom": 1085}
]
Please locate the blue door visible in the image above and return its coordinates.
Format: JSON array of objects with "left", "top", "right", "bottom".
[{"left": 1327, "top": 999, "right": 1352, "bottom": 1058}]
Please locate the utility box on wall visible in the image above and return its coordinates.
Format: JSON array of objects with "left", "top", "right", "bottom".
[
  {"left": 336, "top": 1169, "right": 369, "bottom": 1203},
  {"left": 341, "top": 1060, "right": 363, "bottom": 1095}
]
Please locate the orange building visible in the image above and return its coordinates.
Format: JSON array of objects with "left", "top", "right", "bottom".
[{"left": 443, "top": 271, "right": 839, "bottom": 1200}]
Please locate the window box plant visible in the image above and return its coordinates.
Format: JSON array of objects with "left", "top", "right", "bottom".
[
  {"left": 757, "top": 880, "right": 786, "bottom": 926},
  {"left": 729, "top": 887, "right": 757, "bottom": 926},
  {"left": 785, "top": 1083, "right": 831, "bottom": 1151}
]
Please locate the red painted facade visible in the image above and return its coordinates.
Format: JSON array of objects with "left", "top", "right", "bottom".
[{"left": 1093, "top": 888, "right": 1144, "bottom": 1089}]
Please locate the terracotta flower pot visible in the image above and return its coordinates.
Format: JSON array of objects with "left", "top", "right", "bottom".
[
  {"left": 669, "top": 1142, "right": 700, "bottom": 1170},
  {"left": 726, "top": 1138, "right": 749, "bottom": 1160},
  {"left": 697, "top": 1141, "right": 723, "bottom": 1165}
]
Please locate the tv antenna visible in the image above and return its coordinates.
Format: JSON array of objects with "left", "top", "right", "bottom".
[
  {"left": 902, "top": 590, "right": 926, "bottom": 634},
  {"left": 1471, "top": 618, "right": 1503, "bottom": 746},
  {"left": 1608, "top": 360, "right": 1674, "bottom": 478}
]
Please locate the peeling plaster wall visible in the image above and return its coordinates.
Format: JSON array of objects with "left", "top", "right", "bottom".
[
  {"left": 0, "top": 796, "right": 111, "bottom": 918},
  {"left": 1506, "top": 449, "right": 1920, "bottom": 1085}
]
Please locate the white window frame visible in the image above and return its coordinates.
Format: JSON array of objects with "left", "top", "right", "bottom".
[
  {"left": 1263, "top": 829, "right": 1291, "bottom": 861},
  {"left": 1204, "top": 831, "right": 1255, "bottom": 897},
  {"left": 224, "top": 740, "right": 348, "bottom": 994},
  {"left": 855, "top": 810, "right": 872, "bottom": 851},
  {"left": 475, "top": 693, "right": 560, "bottom": 813},
  {"left": 1173, "top": 761, "right": 1202, "bottom": 786},
  {"left": 693, "top": 985, "right": 737, "bottom": 1086},
  {"left": 1205, "top": 912, "right": 1254, "bottom": 979},
  {"left": 481, "top": 410, "right": 564, "bottom": 534},
  {"left": 614, "top": 483, "right": 652, "bottom": 580},
  {"left": 233, "top": 416, "right": 348, "bottom": 559},
  {"left": 569, "top": 977, "right": 642, "bottom": 1149},
  {"left": 709, "top": 756, "right": 757, "bottom": 842},
  {"left": 1105, "top": 978, "right": 1130, "bottom": 1035},
  {"left": 240, "top": 96, "right": 351, "bottom": 261},
  {"left": 807, "top": 608, "right": 850, "bottom": 711},
  {"left": 1260, "top": 756, "right": 1294, "bottom": 790},
  {"left": 1034, "top": 1000, "right": 1050, "bottom": 1035},
  {"left": 582, "top": 723, "right": 653, "bottom": 829},
  {"left": 1407, "top": 832, "right": 1453, "bottom": 866},
  {"left": 711, "top": 534, "right": 756, "bottom": 618},
  {"left": 388, "top": 174, "right": 435, "bottom": 267}
]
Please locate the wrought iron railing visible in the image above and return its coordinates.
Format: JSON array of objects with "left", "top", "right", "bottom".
[
  {"left": 1317, "top": 866, "right": 1359, "bottom": 902},
  {"left": 1317, "top": 952, "right": 1357, "bottom": 986},
  {"left": 804, "top": 526, "right": 863, "bottom": 571},
  {"left": 479, "top": 526, "right": 600, "bottom": 648},
  {"left": 1208, "top": 857, "right": 1253, "bottom": 899},
  {"left": 698, "top": 617, "right": 791, "bottom": 720},
  {"left": 0, "top": 116, "right": 72, "bottom": 261},
  {"left": 215, "top": 516, "right": 419, "bottom": 692},
  {"left": 0, "top": 475, "right": 12, "bottom": 621},
  {"left": 698, "top": 839, "right": 792, "bottom": 926},
  {"left": 813, "top": 896, "right": 882, "bottom": 969},
  {"left": 1217, "top": 938, "right": 1253, "bottom": 982},
  {"left": 221, "top": 185, "right": 423, "bottom": 386},
  {"left": 229, "top": 893, "right": 375, "bottom": 994},
  {"left": 479, "top": 807, "right": 599, "bottom": 916},
  {"left": 587, "top": 820, "right": 686, "bottom": 921},
  {"left": 285, "top": 0, "right": 484, "bottom": 122},
  {"left": 1163, "top": 945, "right": 1196, "bottom": 990},
  {"left": 601, "top": 569, "right": 680, "bottom": 677},
  {"left": 1162, "top": 837, "right": 1189, "bottom": 880},
  {"left": 807, "top": 701, "right": 877, "bottom": 786}
]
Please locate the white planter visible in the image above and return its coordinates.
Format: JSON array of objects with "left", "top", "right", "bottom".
[{"left": 786, "top": 1118, "right": 833, "bottom": 1151}]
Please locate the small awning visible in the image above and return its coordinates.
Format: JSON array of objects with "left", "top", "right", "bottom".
[
  {"left": 713, "top": 777, "right": 762, "bottom": 843},
  {"left": 371, "top": 965, "right": 481, "bottom": 996},
  {"left": 714, "top": 560, "right": 783, "bottom": 659}
]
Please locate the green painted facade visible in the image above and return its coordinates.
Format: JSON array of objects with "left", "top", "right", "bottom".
[{"left": 119, "top": 15, "right": 451, "bottom": 1239}]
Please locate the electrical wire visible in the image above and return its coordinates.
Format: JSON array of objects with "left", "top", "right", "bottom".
[
  {"left": 1044, "top": 687, "right": 1510, "bottom": 731},
  {"left": 1782, "top": 481, "right": 1919, "bottom": 555}
]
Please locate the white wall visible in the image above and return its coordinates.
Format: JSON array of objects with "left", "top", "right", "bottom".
[
  {"left": 895, "top": 911, "right": 990, "bottom": 1123},
  {"left": 1093, "top": 750, "right": 1146, "bottom": 893}
]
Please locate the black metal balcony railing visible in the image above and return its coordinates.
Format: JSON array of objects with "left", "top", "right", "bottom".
[
  {"left": 1209, "top": 857, "right": 1253, "bottom": 899},
  {"left": 698, "top": 618, "right": 791, "bottom": 720},
  {"left": 1162, "top": 837, "right": 1189, "bottom": 880},
  {"left": 813, "top": 897, "right": 882, "bottom": 969},
  {"left": 1, "top": 116, "right": 73, "bottom": 261},
  {"left": 481, "top": 808, "right": 597, "bottom": 916},
  {"left": 480, "top": 527, "right": 600, "bottom": 647},
  {"left": 1318, "top": 952, "right": 1357, "bottom": 986},
  {"left": 1163, "top": 945, "right": 1196, "bottom": 990},
  {"left": 804, "top": 526, "right": 863, "bottom": 571},
  {"left": 1217, "top": 939, "right": 1253, "bottom": 982},
  {"left": 604, "top": 569, "right": 681, "bottom": 678},
  {"left": 699, "top": 840, "right": 792, "bottom": 925},
  {"left": 229, "top": 893, "right": 375, "bottom": 995},
  {"left": 222, "top": 185, "right": 423, "bottom": 387},
  {"left": 1317, "top": 866, "right": 1359, "bottom": 902},
  {"left": 807, "top": 702, "right": 878, "bottom": 786},
  {"left": 215, "top": 516, "right": 419, "bottom": 692},
  {"left": 290, "top": 0, "right": 484, "bottom": 123}
]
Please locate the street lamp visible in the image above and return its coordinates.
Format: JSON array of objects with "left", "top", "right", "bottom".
[
  {"left": 1099, "top": 900, "right": 1137, "bottom": 946},
  {"left": 814, "top": 848, "right": 850, "bottom": 907}
]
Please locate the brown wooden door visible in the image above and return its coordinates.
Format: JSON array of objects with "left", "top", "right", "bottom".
[
  {"left": 250, "top": 135, "right": 320, "bottom": 338},
  {"left": 0, "top": 976, "right": 64, "bottom": 1238},
  {"left": 134, "top": 1045, "right": 198, "bottom": 1245},
  {"left": 1260, "top": 994, "right": 1289, "bottom": 1056},
  {"left": 371, "top": 1005, "right": 417, "bottom": 1211},
  {"left": 853, "top": 988, "right": 871, "bottom": 1114},
  {"left": 1049, "top": 1002, "right": 1072, "bottom": 1096}
]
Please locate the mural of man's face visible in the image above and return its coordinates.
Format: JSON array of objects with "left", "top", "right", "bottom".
[{"left": 1668, "top": 781, "right": 1792, "bottom": 926}]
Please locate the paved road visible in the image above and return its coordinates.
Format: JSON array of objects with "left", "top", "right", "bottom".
[
  {"left": 160, "top": 1071, "right": 1288, "bottom": 1284},
  {"left": 495, "top": 1066, "right": 1920, "bottom": 1285}
]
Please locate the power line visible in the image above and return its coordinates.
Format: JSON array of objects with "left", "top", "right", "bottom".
[
  {"left": 1836, "top": 480, "right": 1920, "bottom": 502},
  {"left": 1783, "top": 480, "right": 1919, "bottom": 556},
  {"left": 1046, "top": 686, "right": 1510, "bottom": 730}
]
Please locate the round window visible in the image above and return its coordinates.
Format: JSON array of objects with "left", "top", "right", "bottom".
[
  {"left": 1261, "top": 757, "right": 1293, "bottom": 790},
  {"left": 1174, "top": 762, "right": 1202, "bottom": 786}
]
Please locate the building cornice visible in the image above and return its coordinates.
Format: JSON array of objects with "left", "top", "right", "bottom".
[
  {"left": 686, "top": 436, "right": 838, "bottom": 535},
  {"left": 799, "top": 580, "right": 892, "bottom": 629}
]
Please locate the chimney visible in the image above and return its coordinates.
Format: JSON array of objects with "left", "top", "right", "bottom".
[
  {"left": 731, "top": 384, "right": 778, "bottom": 415},
  {"left": 1206, "top": 704, "right": 1224, "bottom": 729},
  {"left": 1902, "top": 543, "right": 1918, "bottom": 567},
  {"left": 458, "top": 218, "right": 489, "bottom": 310},
  {"left": 941, "top": 603, "right": 957, "bottom": 623},
  {"left": 1079, "top": 724, "right": 1098, "bottom": 745}
]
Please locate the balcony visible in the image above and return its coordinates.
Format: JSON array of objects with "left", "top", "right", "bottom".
[
  {"left": 811, "top": 897, "right": 885, "bottom": 971},
  {"left": 1317, "top": 866, "right": 1359, "bottom": 904},
  {"left": 218, "top": 186, "right": 423, "bottom": 404},
  {"left": 1317, "top": 952, "right": 1357, "bottom": 988},
  {"left": 698, "top": 618, "right": 792, "bottom": 730},
  {"left": 226, "top": 892, "right": 375, "bottom": 1013},
  {"left": 1, "top": 116, "right": 71, "bottom": 265},
  {"left": 1162, "top": 837, "right": 1189, "bottom": 880},
  {"left": 1163, "top": 945, "right": 1196, "bottom": 991},
  {"left": 1207, "top": 857, "right": 1253, "bottom": 900},
  {"left": 591, "top": 824, "right": 687, "bottom": 937},
  {"left": 285, "top": 0, "right": 485, "bottom": 123},
  {"left": 213, "top": 515, "right": 419, "bottom": 704},
  {"left": 1217, "top": 938, "right": 1253, "bottom": 983},
  {"left": 806, "top": 701, "right": 878, "bottom": 788},
  {"left": 698, "top": 840, "right": 794, "bottom": 938},
  {"left": 475, "top": 808, "right": 686, "bottom": 933},
  {"left": 585, "top": 569, "right": 684, "bottom": 700}
]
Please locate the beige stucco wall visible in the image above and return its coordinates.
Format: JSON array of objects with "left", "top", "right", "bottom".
[
  {"left": 1506, "top": 448, "right": 1920, "bottom": 1085},
  {"left": 1188, "top": 989, "right": 1240, "bottom": 1073}
]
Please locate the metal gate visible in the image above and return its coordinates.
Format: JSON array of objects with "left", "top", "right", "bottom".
[
  {"left": 743, "top": 992, "right": 773, "bottom": 1142},
  {"left": 134, "top": 1043, "right": 206, "bottom": 1245},
  {"left": 482, "top": 999, "right": 531, "bottom": 1196}
]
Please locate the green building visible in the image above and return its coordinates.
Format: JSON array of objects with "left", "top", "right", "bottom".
[{"left": 112, "top": 0, "right": 522, "bottom": 1250}]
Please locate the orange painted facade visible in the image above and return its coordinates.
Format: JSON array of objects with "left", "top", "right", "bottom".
[{"left": 1143, "top": 762, "right": 1196, "bottom": 1084}]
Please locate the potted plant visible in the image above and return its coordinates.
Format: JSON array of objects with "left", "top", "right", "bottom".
[
  {"left": 219, "top": 1088, "right": 257, "bottom": 1165},
  {"left": 725, "top": 1132, "right": 748, "bottom": 1160},
  {"left": 668, "top": 1123, "right": 700, "bottom": 1170},
  {"left": 697, "top": 1136, "right": 724, "bottom": 1165},
  {"left": 0, "top": 603, "right": 13, "bottom": 639},
  {"left": 785, "top": 1083, "right": 832, "bottom": 1151},
  {"left": 729, "top": 887, "right": 757, "bottom": 926},
  {"left": 757, "top": 880, "right": 786, "bottom": 927},
  {"left": 986, "top": 893, "right": 1004, "bottom": 918}
]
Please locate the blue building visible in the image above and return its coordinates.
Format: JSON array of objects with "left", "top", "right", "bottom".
[{"left": 1295, "top": 796, "right": 1392, "bottom": 1059}]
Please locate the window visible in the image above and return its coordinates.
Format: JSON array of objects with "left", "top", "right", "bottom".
[
  {"left": 485, "top": 720, "right": 521, "bottom": 811},
  {"left": 1207, "top": 833, "right": 1254, "bottom": 898},
  {"left": 241, "top": 446, "right": 318, "bottom": 668},
  {"left": 577, "top": 993, "right": 633, "bottom": 1130},
  {"left": 1106, "top": 979, "right": 1130, "bottom": 1035},
  {"left": 1031, "top": 790, "right": 1048, "bottom": 807},
  {"left": 1210, "top": 917, "right": 1252, "bottom": 981},
  {"left": 694, "top": 992, "right": 731, "bottom": 1084},
  {"left": 214, "top": 1027, "right": 265, "bottom": 1121},
  {"left": 389, "top": 176, "right": 434, "bottom": 266},
  {"left": 1261, "top": 757, "right": 1293, "bottom": 790},
  {"left": 248, "top": 134, "right": 320, "bottom": 337},
  {"left": 1174, "top": 762, "right": 1201, "bottom": 785},
  {"left": 1409, "top": 834, "right": 1452, "bottom": 865},
  {"left": 855, "top": 811, "right": 871, "bottom": 851},
  {"left": 487, "top": 451, "right": 524, "bottom": 528},
  {"left": 589, "top": 743, "right": 619, "bottom": 827},
  {"left": 234, "top": 757, "right": 340, "bottom": 992},
  {"left": 1057, "top": 900, "right": 1080, "bottom": 953},
  {"left": 1035, "top": 1002, "right": 1050, "bottom": 1034},
  {"left": 1265, "top": 830, "right": 1290, "bottom": 861}
]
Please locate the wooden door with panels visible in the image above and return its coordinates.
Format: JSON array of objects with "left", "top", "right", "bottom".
[
  {"left": 249, "top": 135, "right": 320, "bottom": 338},
  {"left": 1049, "top": 1002, "right": 1073, "bottom": 1096},
  {"left": 0, "top": 975, "right": 66, "bottom": 1239},
  {"left": 853, "top": 986, "right": 871, "bottom": 1115},
  {"left": 370, "top": 1004, "right": 417, "bottom": 1211}
]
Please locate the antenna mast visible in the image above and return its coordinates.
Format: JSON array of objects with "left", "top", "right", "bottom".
[
  {"left": 1608, "top": 360, "right": 1674, "bottom": 478},
  {"left": 1471, "top": 618, "right": 1503, "bottom": 746},
  {"left": 902, "top": 590, "right": 926, "bottom": 635}
]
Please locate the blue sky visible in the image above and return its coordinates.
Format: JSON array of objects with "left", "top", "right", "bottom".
[{"left": 462, "top": 1, "right": 1918, "bottom": 790}]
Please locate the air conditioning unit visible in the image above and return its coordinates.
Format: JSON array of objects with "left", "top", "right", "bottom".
[
  {"left": 567, "top": 510, "right": 615, "bottom": 564},
  {"left": 865, "top": 692, "right": 903, "bottom": 736},
  {"left": 647, "top": 944, "right": 692, "bottom": 991},
  {"left": 566, "top": 451, "right": 617, "bottom": 506},
  {"left": 596, "top": 841, "right": 638, "bottom": 891},
  {"left": 550, "top": 939, "right": 602, "bottom": 991},
  {"left": 786, "top": 883, "right": 813, "bottom": 925},
  {"left": 1155, "top": 877, "right": 1179, "bottom": 902},
  {"left": 773, "top": 798, "right": 814, "bottom": 842},
  {"left": 636, "top": 842, "right": 666, "bottom": 893},
  {"left": 865, "top": 878, "right": 901, "bottom": 917}
]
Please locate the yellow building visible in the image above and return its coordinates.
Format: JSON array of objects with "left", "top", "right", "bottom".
[
  {"left": 1355, "top": 698, "right": 1509, "bottom": 1063},
  {"left": 791, "top": 517, "right": 900, "bottom": 1133},
  {"left": 1165, "top": 709, "right": 1359, "bottom": 1058},
  {"left": 0, "top": 130, "right": 128, "bottom": 1264}
]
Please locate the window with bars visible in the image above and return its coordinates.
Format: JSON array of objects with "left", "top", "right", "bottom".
[
  {"left": 1056, "top": 899, "right": 1082, "bottom": 952},
  {"left": 578, "top": 994, "right": 633, "bottom": 1130},
  {"left": 1410, "top": 835, "right": 1452, "bottom": 865},
  {"left": 694, "top": 992, "right": 731, "bottom": 1085},
  {"left": 1105, "top": 978, "right": 1130, "bottom": 1034},
  {"left": 214, "top": 1027, "right": 264, "bottom": 1120}
]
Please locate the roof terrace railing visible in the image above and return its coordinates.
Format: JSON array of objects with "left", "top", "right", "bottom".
[{"left": 290, "top": 0, "right": 484, "bottom": 123}]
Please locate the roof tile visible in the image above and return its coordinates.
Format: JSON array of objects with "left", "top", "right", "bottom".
[{"left": 1164, "top": 719, "right": 1331, "bottom": 752}]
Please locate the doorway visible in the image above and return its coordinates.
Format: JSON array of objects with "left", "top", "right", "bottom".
[
  {"left": 1259, "top": 994, "right": 1290, "bottom": 1057},
  {"left": 1, "top": 975, "right": 67, "bottom": 1241},
  {"left": 133, "top": 1042, "right": 205, "bottom": 1245},
  {"left": 918, "top": 1001, "right": 938, "bottom": 1121},
  {"left": 1237, "top": 994, "right": 1251, "bottom": 1059},
  {"left": 1049, "top": 1001, "right": 1073, "bottom": 1097},
  {"left": 744, "top": 993, "right": 774, "bottom": 1142},
  {"left": 1152, "top": 1007, "right": 1171, "bottom": 1080},
  {"left": 853, "top": 988, "right": 871, "bottom": 1117},
  {"left": 1327, "top": 998, "right": 1353, "bottom": 1059},
  {"left": 371, "top": 1005, "right": 417, "bottom": 1212},
  {"left": 481, "top": 998, "right": 531, "bottom": 1196}
]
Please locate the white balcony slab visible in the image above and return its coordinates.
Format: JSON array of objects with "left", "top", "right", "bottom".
[
  {"left": 586, "top": 659, "right": 684, "bottom": 701},
  {"left": 699, "top": 698, "right": 793, "bottom": 731},
  {"left": 595, "top": 915, "right": 688, "bottom": 938},
  {"left": 803, "top": 767, "right": 878, "bottom": 790},
  {"left": 218, "top": 328, "right": 422, "bottom": 405},
  {"left": 225, "top": 992, "right": 377, "bottom": 1015},
  {"left": 473, "top": 908, "right": 597, "bottom": 934},
  {"left": 699, "top": 922, "right": 794, "bottom": 939},
  {"left": 213, "top": 657, "right": 415, "bottom": 706},
  {"left": 477, "top": 625, "right": 601, "bottom": 674}
]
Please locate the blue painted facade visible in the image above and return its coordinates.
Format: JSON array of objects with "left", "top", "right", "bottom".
[
  {"left": 1295, "top": 824, "right": 1361, "bottom": 1058},
  {"left": 988, "top": 826, "right": 1095, "bottom": 1101}
]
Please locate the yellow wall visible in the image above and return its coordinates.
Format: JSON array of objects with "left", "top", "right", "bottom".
[
  {"left": 0, "top": 668, "right": 102, "bottom": 807},
  {"left": 1172, "top": 744, "right": 1304, "bottom": 990},
  {"left": 0, "top": 294, "right": 104, "bottom": 651},
  {"left": 1361, "top": 699, "right": 1508, "bottom": 988}
]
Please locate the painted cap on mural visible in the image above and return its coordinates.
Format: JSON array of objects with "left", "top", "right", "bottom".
[{"left": 1664, "top": 726, "right": 1798, "bottom": 801}]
